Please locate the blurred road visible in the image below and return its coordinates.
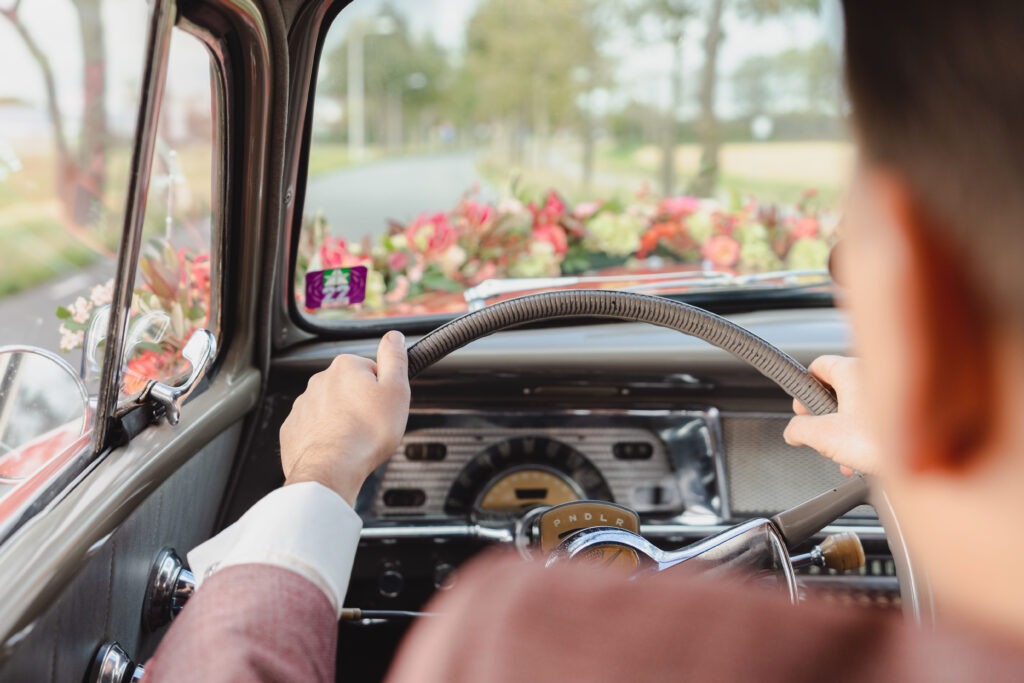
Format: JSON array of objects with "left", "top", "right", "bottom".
[
  {"left": 0, "top": 150, "right": 493, "bottom": 354},
  {"left": 304, "top": 149, "right": 495, "bottom": 242},
  {"left": 0, "top": 259, "right": 115, "bottom": 353}
]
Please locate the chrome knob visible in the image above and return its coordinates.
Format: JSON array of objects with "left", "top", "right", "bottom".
[
  {"left": 91, "top": 642, "right": 144, "bottom": 683},
  {"left": 143, "top": 547, "right": 196, "bottom": 631}
]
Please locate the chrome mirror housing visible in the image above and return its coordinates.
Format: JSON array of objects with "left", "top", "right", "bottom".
[{"left": 0, "top": 346, "right": 90, "bottom": 479}]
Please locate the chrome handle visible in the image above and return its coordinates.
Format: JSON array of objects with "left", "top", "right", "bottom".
[
  {"left": 143, "top": 547, "right": 196, "bottom": 630},
  {"left": 91, "top": 642, "right": 144, "bottom": 683},
  {"left": 142, "top": 328, "right": 216, "bottom": 425}
]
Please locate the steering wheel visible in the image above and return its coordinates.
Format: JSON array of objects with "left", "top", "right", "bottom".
[{"left": 405, "top": 290, "right": 932, "bottom": 623}]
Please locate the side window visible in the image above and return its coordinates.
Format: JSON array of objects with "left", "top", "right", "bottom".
[
  {"left": 120, "top": 31, "right": 218, "bottom": 397},
  {"left": 0, "top": 0, "right": 150, "bottom": 372},
  {"left": 2, "top": 2, "right": 216, "bottom": 401}
]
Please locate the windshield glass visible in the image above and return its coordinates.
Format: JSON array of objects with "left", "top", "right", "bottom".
[{"left": 298, "top": 0, "right": 846, "bottom": 322}]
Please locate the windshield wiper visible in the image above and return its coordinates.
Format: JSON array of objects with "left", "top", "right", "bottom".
[{"left": 463, "top": 269, "right": 832, "bottom": 311}]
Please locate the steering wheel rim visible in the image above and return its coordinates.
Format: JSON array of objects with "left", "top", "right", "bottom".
[{"left": 406, "top": 289, "right": 932, "bottom": 623}]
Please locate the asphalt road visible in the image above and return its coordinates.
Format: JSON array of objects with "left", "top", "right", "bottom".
[
  {"left": 303, "top": 149, "right": 496, "bottom": 242},
  {"left": 0, "top": 150, "right": 494, "bottom": 355},
  {"left": 0, "top": 258, "right": 116, "bottom": 354}
]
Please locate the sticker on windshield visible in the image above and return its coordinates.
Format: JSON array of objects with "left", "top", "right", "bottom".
[{"left": 305, "top": 266, "right": 367, "bottom": 310}]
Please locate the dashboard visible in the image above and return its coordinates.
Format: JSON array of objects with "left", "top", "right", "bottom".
[{"left": 259, "top": 307, "right": 901, "bottom": 678}]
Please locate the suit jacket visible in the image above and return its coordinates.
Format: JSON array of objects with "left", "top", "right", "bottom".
[
  {"left": 142, "top": 564, "right": 337, "bottom": 682},
  {"left": 144, "top": 555, "right": 1024, "bottom": 682},
  {"left": 387, "top": 552, "right": 1024, "bottom": 683}
]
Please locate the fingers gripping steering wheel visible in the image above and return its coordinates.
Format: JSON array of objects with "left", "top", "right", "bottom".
[{"left": 405, "top": 290, "right": 932, "bottom": 623}]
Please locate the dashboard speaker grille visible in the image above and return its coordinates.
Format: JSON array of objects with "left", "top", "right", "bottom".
[{"left": 722, "top": 414, "right": 872, "bottom": 518}]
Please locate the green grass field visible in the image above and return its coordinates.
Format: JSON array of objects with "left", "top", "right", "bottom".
[{"left": 480, "top": 139, "right": 852, "bottom": 208}]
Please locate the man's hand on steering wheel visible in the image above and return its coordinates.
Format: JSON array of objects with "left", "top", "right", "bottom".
[
  {"left": 280, "top": 331, "right": 411, "bottom": 505},
  {"left": 783, "top": 355, "right": 881, "bottom": 476}
]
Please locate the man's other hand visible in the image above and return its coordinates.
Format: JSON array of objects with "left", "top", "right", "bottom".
[
  {"left": 783, "top": 355, "right": 880, "bottom": 476},
  {"left": 280, "top": 331, "right": 411, "bottom": 505}
]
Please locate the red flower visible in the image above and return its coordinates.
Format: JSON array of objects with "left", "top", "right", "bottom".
[
  {"left": 792, "top": 217, "right": 820, "bottom": 239},
  {"left": 406, "top": 213, "right": 456, "bottom": 254},
  {"left": 533, "top": 223, "right": 569, "bottom": 255},
  {"left": 530, "top": 191, "right": 567, "bottom": 227},
  {"left": 703, "top": 234, "right": 741, "bottom": 268},
  {"left": 638, "top": 222, "right": 678, "bottom": 258}
]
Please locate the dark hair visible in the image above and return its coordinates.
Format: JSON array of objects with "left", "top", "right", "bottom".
[{"left": 842, "top": 0, "right": 1024, "bottom": 322}]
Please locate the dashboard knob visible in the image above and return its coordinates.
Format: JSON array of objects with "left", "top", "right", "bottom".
[
  {"left": 433, "top": 563, "right": 457, "bottom": 590},
  {"left": 378, "top": 569, "right": 404, "bottom": 598}
]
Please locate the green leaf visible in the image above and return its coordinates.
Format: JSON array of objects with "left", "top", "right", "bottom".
[
  {"left": 56, "top": 306, "right": 72, "bottom": 320},
  {"left": 134, "top": 341, "right": 165, "bottom": 353}
]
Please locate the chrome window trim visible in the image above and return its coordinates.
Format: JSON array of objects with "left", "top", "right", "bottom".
[{"left": 93, "top": 0, "right": 178, "bottom": 452}]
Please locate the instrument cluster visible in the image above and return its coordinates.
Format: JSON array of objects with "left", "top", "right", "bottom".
[{"left": 363, "top": 409, "right": 723, "bottom": 524}]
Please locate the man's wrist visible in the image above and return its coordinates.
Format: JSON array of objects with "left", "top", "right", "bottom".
[{"left": 284, "top": 466, "right": 366, "bottom": 507}]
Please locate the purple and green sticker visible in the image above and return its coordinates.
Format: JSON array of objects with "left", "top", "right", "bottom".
[{"left": 305, "top": 266, "right": 367, "bottom": 310}]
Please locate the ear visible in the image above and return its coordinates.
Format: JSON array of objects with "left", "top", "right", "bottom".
[{"left": 886, "top": 180, "right": 995, "bottom": 473}]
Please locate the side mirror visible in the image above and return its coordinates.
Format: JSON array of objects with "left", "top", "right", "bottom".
[{"left": 0, "top": 347, "right": 90, "bottom": 480}]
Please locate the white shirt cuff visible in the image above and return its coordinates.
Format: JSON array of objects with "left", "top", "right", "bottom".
[{"left": 187, "top": 482, "right": 362, "bottom": 618}]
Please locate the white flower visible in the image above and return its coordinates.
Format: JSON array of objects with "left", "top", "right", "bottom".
[
  {"left": 439, "top": 245, "right": 467, "bottom": 278},
  {"left": 68, "top": 296, "right": 92, "bottom": 324},
  {"left": 89, "top": 279, "right": 115, "bottom": 307},
  {"left": 497, "top": 198, "right": 526, "bottom": 215},
  {"left": 59, "top": 324, "right": 85, "bottom": 352},
  {"left": 509, "top": 242, "right": 560, "bottom": 278},
  {"left": 584, "top": 212, "right": 644, "bottom": 257}
]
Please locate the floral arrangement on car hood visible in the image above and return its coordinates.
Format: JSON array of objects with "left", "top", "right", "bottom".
[
  {"left": 296, "top": 188, "right": 835, "bottom": 317},
  {"left": 56, "top": 238, "right": 211, "bottom": 393}
]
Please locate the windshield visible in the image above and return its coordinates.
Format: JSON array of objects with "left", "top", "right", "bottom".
[{"left": 298, "top": 0, "right": 846, "bottom": 322}]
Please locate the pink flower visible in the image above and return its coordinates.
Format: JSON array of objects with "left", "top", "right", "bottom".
[
  {"left": 385, "top": 275, "right": 410, "bottom": 303},
  {"left": 573, "top": 201, "right": 602, "bottom": 220},
  {"left": 533, "top": 223, "right": 569, "bottom": 256},
  {"left": 530, "top": 191, "right": 567, "bottom": 226},
  {"left": 792, "top": 217, "right": 820, "bottom": 239},
  {"left": 406, "top": 213, "right": 456, "bottom": 254},
  {"left": 466, "top": 260, "right": 499, "bottom": 285},
  {"left": 387, "top": 251, "right": 411, "bottom": 272},
  {"left": 703, "top": 234, "right": 741, "bottom": 268},
  {"left": 658, "top": 196, "right": 700, "bottom": 218},
  {"left": 461, "top": 200, "right": 494, "bottom": 228},
  {"left": 319, "top": 236, "right": 363, "bottom": 268}
]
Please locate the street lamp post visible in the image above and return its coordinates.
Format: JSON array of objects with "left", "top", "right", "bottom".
[{"left": 347, "top": 16, "right": 395, "bottom": 162}]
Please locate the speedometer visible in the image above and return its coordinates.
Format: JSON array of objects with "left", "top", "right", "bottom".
[
  {"left": 444, "top": 436, "right": 613, "bottom": 516},
  {"left": 476, "top": 466, "right": 582, "bottom": 512}
]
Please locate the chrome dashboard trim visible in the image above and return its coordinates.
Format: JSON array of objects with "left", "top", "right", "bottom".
[{"left": 359, "top": 521, "right": 886, "bottom": 542}]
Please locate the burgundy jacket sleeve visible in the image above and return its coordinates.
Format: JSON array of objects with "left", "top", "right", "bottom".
[
  {"left": 142, "top": 564, "right": 338, "bottom": 683},
  {"left": 387, "top": 552, "right": 1024, "bottom": 683}
]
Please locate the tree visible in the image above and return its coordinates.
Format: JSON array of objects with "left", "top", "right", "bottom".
[
  {"left": 612, "top": 0, "right": 697, "bottom": 196},
  {"left": 460, "top": 0, "right": 603, "bottom": 171},
  {"left": 321, "top": 5, "right": 451, "bottom": 149},
  {"left": 688, "top": 0, "right": 819, "bottom": 196},
  {"left": 732, "top": 40, "right": 840, "bottom": 119},
  {"left": 1, "top": 0, "right": 108, "bottom": 237}
]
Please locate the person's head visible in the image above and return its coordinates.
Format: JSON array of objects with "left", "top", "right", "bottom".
[{"left": 838, "top": 0, "right": 1024, "bottom": 635}]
